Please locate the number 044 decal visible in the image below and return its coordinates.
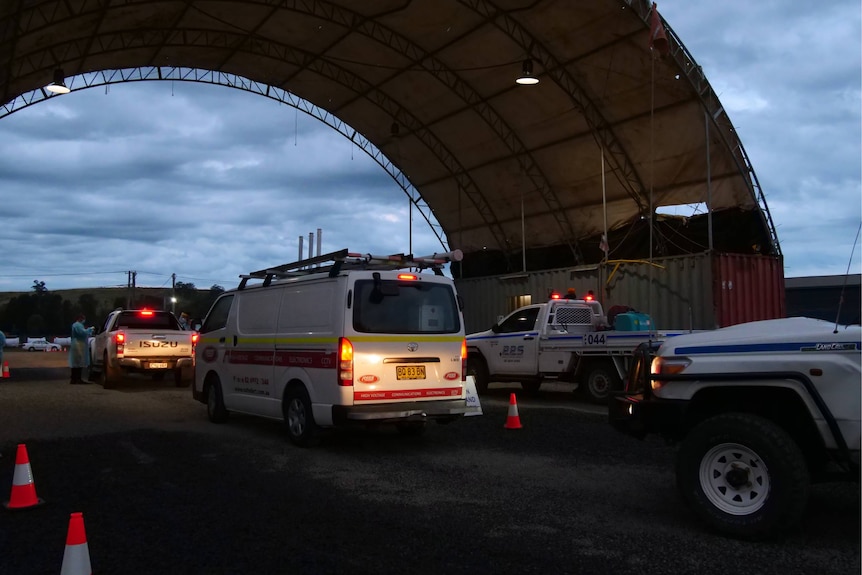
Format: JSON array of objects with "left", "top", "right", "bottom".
[{"left": 583, "top": 333, "right": 606, "bottom": 346}]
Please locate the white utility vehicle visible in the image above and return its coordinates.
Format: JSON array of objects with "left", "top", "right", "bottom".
[
  {"left": 193, "top": 249, "right": 469, "bottom": 447},
  {"left": 466, "top": 294, "right": 690, "bottom": 403},
  {"left": 89, "top": 308, "right": 197, "bottom": 389},
  {"left": 610, "top": 316, "right": 861, "bottom": 540}
]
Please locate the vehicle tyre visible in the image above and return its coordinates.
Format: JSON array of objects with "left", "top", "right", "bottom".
[
  {"left": 397, "top": 421, "right": 427, "bottom": 437},
  {"left": 580, "top": 362, "right": 620, "bottom": 404},
  {"left": 466, "top": 356, "right": 490, "bottom": 395},
  {"left": 520, "top": 380, "right": 542, "bottom": 395},
  {"left": 206, "top": 377, "right": 229, "bottom": 424},
  {"left": 102, "top": 352, "right": 119, "bottom": 390},
  {"left": 676, "top": 412, "right": 810, "bottom": 540},
  {"left": 283, "top": 385, "right": 319, "bottom": 447},
  {"left": 26, "top": 347, "right": 34, "bottom": 352}
]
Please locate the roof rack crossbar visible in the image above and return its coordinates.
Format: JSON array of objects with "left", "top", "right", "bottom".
[{"left": 237, "top": 248, "right": 463, "bottom": 288}]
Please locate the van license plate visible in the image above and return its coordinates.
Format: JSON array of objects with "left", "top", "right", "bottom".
[
  {"left": 148, "top": 362, "right": 168, "bottom": 369},
  {"left": 396, "top": 366, "right": 426, "bottom": 380}
]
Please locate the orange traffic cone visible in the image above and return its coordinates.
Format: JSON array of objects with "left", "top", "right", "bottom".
[
  {"left": 4, "top": 443, "right": 44, "bottom": 510},
  {"left": 504, "top": 393, "right": 523, "bottom": 429},
  {"left": 61, "top": 512, "right": 92, "bottom": 575},
  {"left": 2, "top": 361, "right": 9, "bottom": 378}
]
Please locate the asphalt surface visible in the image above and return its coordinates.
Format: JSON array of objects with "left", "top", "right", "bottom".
[{"left": 0, "top": 368, "right": 859, "bottom": 574}]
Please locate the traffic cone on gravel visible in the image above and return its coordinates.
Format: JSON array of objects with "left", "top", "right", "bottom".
[
  {"left": 4, "top": 443, "right": 44, "bottom": 510},
  {"left": 60, "top": 512, "right": 92, "bottom": 575},
  {"left": 504, "top": 393, "right": 523, "bottom": 429},
  {"left": 2, "top": 361, "right": 9, "bottom": 378}
]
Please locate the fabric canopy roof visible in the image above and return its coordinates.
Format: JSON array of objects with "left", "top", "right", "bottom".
[{"left": 0, "top": 0, "right": 780, "bottom": 267}]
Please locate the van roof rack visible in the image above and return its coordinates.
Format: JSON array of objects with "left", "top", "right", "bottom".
[{"left": 237, "top": 248, "right": 464, "bottom": 289}]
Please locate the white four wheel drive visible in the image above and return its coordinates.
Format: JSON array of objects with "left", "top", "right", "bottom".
[{"left": 610, "top": 316, "right": 861, "bottom": 540}]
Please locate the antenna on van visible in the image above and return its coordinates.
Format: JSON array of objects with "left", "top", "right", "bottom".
[{"left": 833, "top": 221, "right": 861, "bottom": 333}]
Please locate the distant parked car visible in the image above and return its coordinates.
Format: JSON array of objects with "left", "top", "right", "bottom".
[{"left": 21, "top": 338, "right": 62, "bottom": 352}]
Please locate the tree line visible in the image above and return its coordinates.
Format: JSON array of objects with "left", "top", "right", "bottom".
[{"left": 0, "top": 280, "right": 225, "bottom": 338}]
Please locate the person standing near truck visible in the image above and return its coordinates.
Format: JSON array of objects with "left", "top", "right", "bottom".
[{"left": 68, "top": 314, "right": 94, "bottom": 385}]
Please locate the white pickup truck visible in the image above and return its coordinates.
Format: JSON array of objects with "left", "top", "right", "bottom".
[
  {"left": 88, "top": 308, "right": 197, "bottom": 389},
  {"left": 466, "top": 296, "right": 691, "bottom": 403},
  {"left": 610, "top": 316, "right": 861, "bottom": 540}
]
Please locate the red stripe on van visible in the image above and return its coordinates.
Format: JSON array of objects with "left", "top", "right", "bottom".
[
  {"left": 226, "top": 350, "right": 275, "bottom": 364},
  {"left": 354, "top": 388, "right": 462, "bottom": 401},
  {"left": 274, "top": 350, "right": 337, "bottom": 369}
]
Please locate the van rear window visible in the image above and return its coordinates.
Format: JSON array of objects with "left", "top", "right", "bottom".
[{"left": 353, "top": 279, "right": 460, "bottom": 334}]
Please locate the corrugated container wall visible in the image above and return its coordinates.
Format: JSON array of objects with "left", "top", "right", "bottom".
[
  {"left": 455, "top": 252, "right": 785, "bottom": 333},
  {"left": 712, "top": 253, "right": 786, "bottom": 327}
]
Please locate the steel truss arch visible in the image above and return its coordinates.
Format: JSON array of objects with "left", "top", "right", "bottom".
[
  {"left": 3, "top": 11, "right": 512, "bottom": 256},
  {"left": 0, "top": 66, "right": 449, "bottom": 252}
]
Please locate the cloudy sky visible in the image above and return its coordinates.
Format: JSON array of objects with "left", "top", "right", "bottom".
[{"left": 0, "top": 1, "right": 859, "bottom": 293}]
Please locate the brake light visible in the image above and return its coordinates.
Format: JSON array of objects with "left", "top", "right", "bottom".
[
  {"left": 191, "top": 332, "right": 199, "bottom": 344},
  {"left": 115, "top": 331, "right": 125, "bottom": 355},
  {"left": 461, "top": 339, "right": 467, "bottom": 381},
  {"left": 584, "top": 290, "right": 595, "bottom": 301},
  {"left": 397, "top": 273, "right": 417, "bottom": 281},
  {"left": 139, "top": 309, "right": 154, "bottom": 317},
  {"left": 339, "top": 337, "right": 354, "bottom": 386},
  {"left": 650, "top": 356, "right": 691, "bottom": 392}
]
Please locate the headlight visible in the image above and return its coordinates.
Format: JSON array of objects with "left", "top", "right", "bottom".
[{"left": 650, "top": 356, "right": 691, "bottom": 392}]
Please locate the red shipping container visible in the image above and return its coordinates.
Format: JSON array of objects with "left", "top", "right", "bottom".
[{"left": 712, "top": 253, "right": 785, "bottom": 328}]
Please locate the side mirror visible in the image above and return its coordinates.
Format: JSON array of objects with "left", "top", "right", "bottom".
[{"left": 491, "top": 323, "right": 501, "bottom": 334}]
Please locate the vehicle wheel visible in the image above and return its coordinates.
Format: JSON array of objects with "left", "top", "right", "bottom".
[
  {"left": 102, "top": 352, "right": 118, "bottom": 390},
  {"left": 520, "top": 380, "right": 542, "bottom": 395},
  {"left": 676, "top": 413, "right": 810, "bottom": 540},
  {"left": 206, "top": 378, "right": 229, "bottom": 423},
  {"left": 466, "top": 356, "right": 490, "bottom": 395},
  {"left": 26, "top": 347, "right": 34, "bottom": 352},
  {"left": 283, "top": 385, "right": 319, "bottom": 447},
  {"left": 580, "top": 362, "right": 620, "bottom": 404},
  {"left": 397, "top": 421, "right": 427, "bottom": 437}
]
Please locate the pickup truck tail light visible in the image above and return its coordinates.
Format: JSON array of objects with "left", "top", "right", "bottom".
[
  {"left": 191, "top": 332, "right": 199, "bottom": 345},
  {"left": 650, "top": 357, "right": 691, "bottom": 392},
  {"left": 115, "top": 331, "right": 125, "bottom": 356},
  {"left": 338, "top": 337, "right": 353, "bottom": 387}
]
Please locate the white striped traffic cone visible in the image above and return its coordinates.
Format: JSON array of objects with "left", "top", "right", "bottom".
[
  {"left": 3, "top": 443, "right": 44, "bottom": 509},
  {"left": 2, "top": 361, "right": 9, "bottom": 378},
  {"left": 61, "top": 512, "right": 93, "bottom": 575},
  {"left": 504, "top": 393, "right": 523, "bottom": 429}
]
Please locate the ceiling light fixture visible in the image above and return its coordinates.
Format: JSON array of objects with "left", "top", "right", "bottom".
[
  {"left": 515, "top": 59, "right": 539, "bottom": 85},
  {"left": 46, "top": 68, "right": 70, "bottom": 94}
]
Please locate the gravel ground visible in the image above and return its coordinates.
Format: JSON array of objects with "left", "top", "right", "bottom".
[{"left": 0, "top": 366, "right": 858, "bottom": 574}]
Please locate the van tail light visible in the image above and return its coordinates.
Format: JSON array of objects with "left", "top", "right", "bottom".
[
  {"left": 191, "top": 332, "right": 199, "bottom": 345},
  {"left": 461, "top": 339, "right": 467, "bottom": 381},
  {"left": 115, "top": 331, "right": 125, "bottom": 356},
  {"left": 339, "top": 337, "right": 354, "bottom": 387}
]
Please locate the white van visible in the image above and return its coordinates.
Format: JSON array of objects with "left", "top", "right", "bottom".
[{"left": 193, "top": 249, "right": 469, "bottom": 446}]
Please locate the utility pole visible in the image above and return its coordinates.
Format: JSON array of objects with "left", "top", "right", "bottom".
[{"left": 171, "top": 273, "right": 176, "bottom": 313}]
